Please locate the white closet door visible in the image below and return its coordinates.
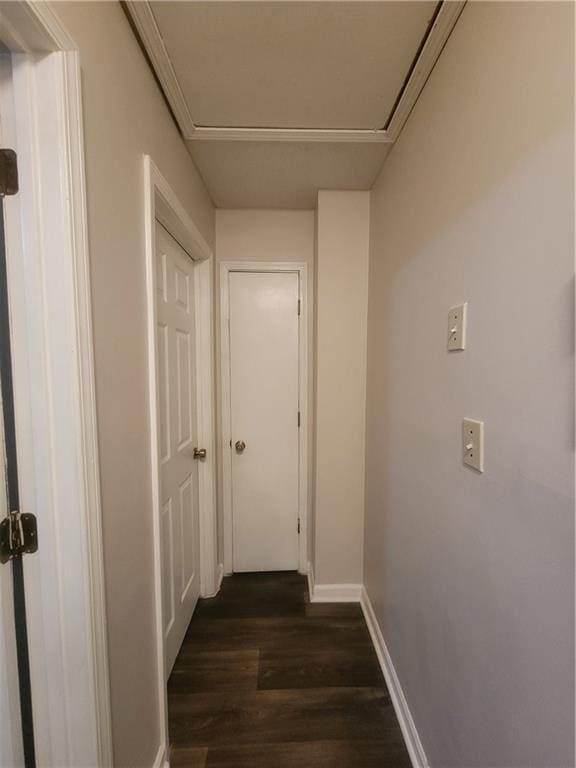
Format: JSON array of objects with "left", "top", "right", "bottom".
[
  {"left": 156, "top": 223, "right": 200, "bottom": 673},
  {"left": 229, "top": 271, "right": 300, "bottom": 572}
]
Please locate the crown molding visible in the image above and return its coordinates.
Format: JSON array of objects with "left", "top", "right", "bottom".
[
  {"left": 188, "top": 127, "right": 392, "bottom": 143},
  {"left": 124, "top": 0, "right": 466, "bottom": 145},
  {"left": 124, "top": 0, "right": 196, "bottom": 137},
  {"left": 385, "top": 0, "right": 466, "bottom": 141},
  {"left": 0, "top": 0, "right": 76, "bottom": 52}
]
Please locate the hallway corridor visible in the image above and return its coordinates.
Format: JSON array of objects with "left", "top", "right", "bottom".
[{"left": 168, "top": 573, "right": 411, "bottom": 767}]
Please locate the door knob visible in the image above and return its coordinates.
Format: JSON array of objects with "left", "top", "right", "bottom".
[
  {"left": 193, "top": 448, "right": 207, "bottom": 460},
  {"left": 235, "top": 440, "right": 246, "bottom": 453}
]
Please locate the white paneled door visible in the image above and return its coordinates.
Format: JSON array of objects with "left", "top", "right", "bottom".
[
  {"left": 156, "top": 223, "right": 201, "bottom": 674},
  {"left": 229, "top": 271, "right": 300, "bottom": 572}
]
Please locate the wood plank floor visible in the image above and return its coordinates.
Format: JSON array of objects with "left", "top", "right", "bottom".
[{"left": 168, "top": 572, "right": 411, "bottom": 768}]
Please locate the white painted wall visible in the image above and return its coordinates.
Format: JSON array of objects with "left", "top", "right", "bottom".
[
  {"left": 364, "top": 3, "right": 574, "bottom": 766},
  {"left": 215, "top": 210, "right": 315, "bottom": 565},
  {"left": 314, "top": 191, "right": 370, "bottom": 585},
  {"left": 52, "top": 4, "right": 215, "bottom": 766}
]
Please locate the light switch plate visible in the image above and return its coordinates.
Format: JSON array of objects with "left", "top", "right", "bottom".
[
  {"left": 448, "top": 303, "right": 467, "bottom": 351},
  {"left": 462, "top": 418, "right": 484, "bottom": 472}
]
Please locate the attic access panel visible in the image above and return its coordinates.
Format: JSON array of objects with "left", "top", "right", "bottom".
[{"left": 149, "top": 1, "right": 437, "bottom": 131}]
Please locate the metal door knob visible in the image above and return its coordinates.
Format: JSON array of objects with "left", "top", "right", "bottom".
[
  {"left": 235, "top": 440, "right": 246, "bottom": 453},
  {"left": 193, "top": 448, "right": 207, "bottom": 460}
]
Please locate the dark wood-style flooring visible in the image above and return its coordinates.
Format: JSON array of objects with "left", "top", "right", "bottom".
[{"left": 168, "top": 572, "right": 411, "bottom": 767}]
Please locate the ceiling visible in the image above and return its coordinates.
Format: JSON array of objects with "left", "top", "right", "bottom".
[
  {"left": 128, "top": 1, "right": 463, "bottom": 209},
  {"left": 149, "top": 1, "right": 435, "bottom": 131},
  {"left": 189, "top": 140, "right": 391, "bottom": 209}
]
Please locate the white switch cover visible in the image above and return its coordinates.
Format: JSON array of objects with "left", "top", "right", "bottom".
[
  {"left": 462, "top": 418, "right": 484, "bottom": 472},
  {"left": 447, "top": 303, "right": 467, "bottom": 351}
]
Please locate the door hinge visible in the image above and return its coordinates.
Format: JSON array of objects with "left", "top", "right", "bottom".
[
  {"left": 297, "top": 518, "right": 300, "bottom": 534},
  {"left": 297, "top": 411, "right": 301, "bottom": 428},
  {"left": 297, "top": 299, "right": 301, "bottom": 316},
  {"left": 0, "top": 149, "right": 18, "bottom": 196},
  {"left": 0, "top": 511, "right": 38, "bottom": 564}
]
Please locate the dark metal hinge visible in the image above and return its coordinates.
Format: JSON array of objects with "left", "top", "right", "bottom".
[
  {"left": 297, "top": 518, "right": 300, "bottom": 534},
  {"left": 297, "top": 411, "right": 301, "bottom": 428},
  {"left": 0, "top": 511, "right": 38, "bottom": 564},
  {"left": 0, "top": 149, "right": 18, "bottom": 197},
  {"left": 297, "top": 299, "right": 301, "bottom": 316}
]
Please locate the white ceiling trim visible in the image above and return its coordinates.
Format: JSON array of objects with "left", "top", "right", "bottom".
[
  {"left": 125, "top": 0, "right": 196, "bottom": 136},
  {"left": 386, "top": 0, "right": 466, "bottom": 140},
  {"left": 188, "top": 127, "right": 392, "bottom": 144},
  {"left": 0, "top": 0, "right": 76, "bottom": 52},
  {"left": 125, "top": 0, "right": 466, "bottom": 145}
]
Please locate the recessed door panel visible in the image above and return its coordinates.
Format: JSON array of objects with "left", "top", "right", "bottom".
[
  {"left": 162, "top": 498, "right": 175, "bottom": 636},
  {"left": 179, "top": 473, "right": 197, "bottom": 599},
  {"left": 176, "top": 329, "right": 192, "bottom": 448},
  {"left": 158, "top": 324, "right": 170, "bottom": 463}
]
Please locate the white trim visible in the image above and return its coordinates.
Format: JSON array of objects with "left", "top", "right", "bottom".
[
  {"left": 220, "top": 261, "right": 309, "bottom": 575},
  {"left": 310, "top": 583, "right": 362, "bottom": 603},
  {"left": 124, "top": 1, "right": 196, "bottom": 137},
  {"left": 385, "top": 1, "right": 466, "bottom": 141},
  {"left": 123, "top": 0, "right": 464, "bottom": 147},
  {"left": 57, "top": 49, "right": 113, "bottom": 768},
  {"left": 307, "top": 561, "right": 315, "bottom": 601},
  {"left": 150, "top": 164, "right": 212, "bottom": 263},
  {"left": 144, "top": 156, "right": 218, "bottom": 764},
  {"left": 188, "top": 127, "right": 392, "bottom": 143},
  {"left": 0, "top": 1, "right": 76, "bottom": 52},
  {"left": 193, "top": 259, "right": 219, "bottom": 598},
  {"left": 152, "top": 741, "right": 168, "bottom": 768},
  {"left": 214, "top": 563, "right": 225, "bottom": 596},
  {"left": 1, "top": 48, "right": 112, "bottom": 765},
  {"left": 0, "top": 12, "right": 114, "bottom": 762},
  {"left": 361, "top": 587, "right": 429, "bottom": 768}
]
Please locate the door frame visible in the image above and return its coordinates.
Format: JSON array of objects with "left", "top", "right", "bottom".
[
  {"left": 220, "top": 261, "right": 309, "bottom": 575},
  {"left": 143, "top": 156, "right": 218, "bottom": 765},
  {"left": 0, "top": 3, "right": 113, "bottom": 765}
]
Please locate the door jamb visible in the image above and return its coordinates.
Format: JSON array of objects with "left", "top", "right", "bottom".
[
  {"left": 0, "top": 4, "right": 112, "bottom": 765},
  {"left": 143, "top": 156, "right": 218, "bottom": 765},
  {"left": 219, "top": 261, "right": 309, "bottom": 575}
]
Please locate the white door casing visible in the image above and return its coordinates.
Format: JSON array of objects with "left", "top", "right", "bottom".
[
  {"left": 0, "top": 31, "right": 113, "bottom": 767},
  {"left": 144, "top": 155, "right": 217, "bottom": 766},
  {"left": 156, "top": 223, "right": 201, "bottom": 674},
  {"left": 227, "top": 270, "right": 301, "bottom": 572},
  {"left": 220, "top": 262, "right": 309, "bottom": 576}
]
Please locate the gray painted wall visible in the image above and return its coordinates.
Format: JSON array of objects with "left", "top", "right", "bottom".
[{"left": 364, "top": 3, "right": 574, "bottom": 766}]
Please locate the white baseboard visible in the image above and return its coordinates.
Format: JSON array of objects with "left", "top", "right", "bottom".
[
  {"left": 152, "top": 742, "right": 167, "bottom": 768},
  {"left": 311, "top": 583, "right": 362, "bottom": 602},
  {"left": 360, "top": 586, "right": 429, "bottom": 768},
  {"left": 201, "top": 563, "right": 224, "bottom": 599},
  {"left": 307, "top": 561, "right": 315, "bottom": 599},
  {"left": 306, "top": 564, "right": 362, "bottom": 602},
  {"left": 216, "top": 562, "right": 224, "bottom": 592}
]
